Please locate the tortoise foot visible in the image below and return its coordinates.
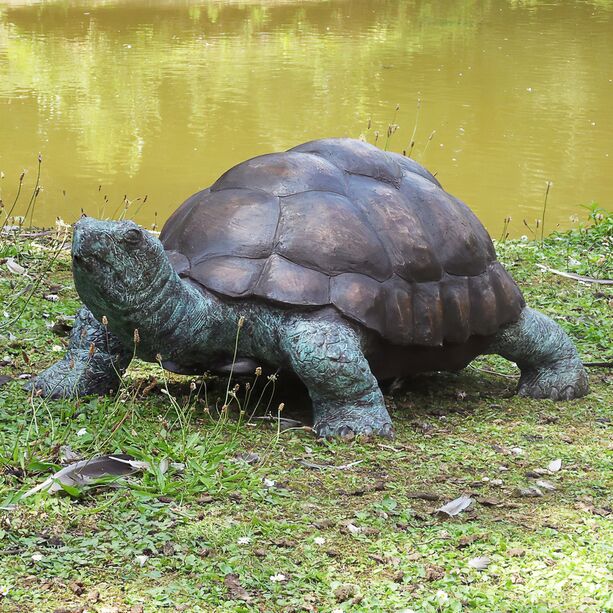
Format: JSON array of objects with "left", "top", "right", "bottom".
[
  {"left": 314, "top": 406, "right": 394, "bottom": 440},
  {"left": 26, "top": 306, "right": 132, "bottom": 399},
  {"left": 26, "top": 357, "right": 122, "bottom": 399},
  {"left": 518, "top": 358, "right": 589, "bottom": 400}
]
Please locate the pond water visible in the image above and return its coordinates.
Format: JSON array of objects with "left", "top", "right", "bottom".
[{"left": 0, "top": 0, "right": 611, "bottom": 236}]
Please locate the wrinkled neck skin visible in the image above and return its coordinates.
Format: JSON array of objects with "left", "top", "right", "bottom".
[{"left": 78, "top": 259, "right": 233, "bottom": 364}]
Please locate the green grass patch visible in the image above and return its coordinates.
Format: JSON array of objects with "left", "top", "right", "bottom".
[{"left": 0, "top": 210, "right": 611, "bottom": 612}]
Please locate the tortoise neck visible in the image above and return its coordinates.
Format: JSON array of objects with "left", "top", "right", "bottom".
[{"left": 131, "top": 268, "right": 222, "bottom": 361}]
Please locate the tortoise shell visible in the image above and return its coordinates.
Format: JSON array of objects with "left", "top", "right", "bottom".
[{"left": 160, "top": 138, "right": 524, "bottom": 346}]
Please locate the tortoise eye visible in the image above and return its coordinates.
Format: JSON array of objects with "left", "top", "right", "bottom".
[{"left": 124, "top": 228, "right": 142, "bottom": 244}]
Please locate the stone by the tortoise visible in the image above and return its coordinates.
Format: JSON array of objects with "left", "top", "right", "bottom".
[{"left": 29, "top": 138, "right": 589, "bottom": 437}]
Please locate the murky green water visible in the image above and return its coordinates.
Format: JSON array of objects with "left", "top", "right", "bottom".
[{"left": 0, "top": 0, "right": 611, "bottom": 235}]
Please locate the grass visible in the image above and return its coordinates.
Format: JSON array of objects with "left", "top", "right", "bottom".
[{"left": 0, "top": 208, "right": 611, "bottom": 612}]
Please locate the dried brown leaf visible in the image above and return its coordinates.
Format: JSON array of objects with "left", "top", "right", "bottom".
[{"left": 224, "top": 573, "right": 252, "bottom": 602}]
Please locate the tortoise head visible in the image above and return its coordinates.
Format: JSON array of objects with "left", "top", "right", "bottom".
[{"left": 72, "top": 217, "right": 169, "bottom": 320}]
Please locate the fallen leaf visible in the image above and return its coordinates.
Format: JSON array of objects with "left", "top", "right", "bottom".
[
  {"left": 508, "top": 548, "right": 526, "bottom": 557},
  {"left": 59, "top": 445, "right": 80, "bottom": 464},
  {"left": 526, "top": 469, "right": 548, "bottom": 478},
  {"left": 436, "top": 494, "right": 473, "bottom": 517},
  {"left": 349, "top": 480, "right": 386, "bottom": 496},
  {"left": 22, "top": 453, "right": 143, "bottom": 498},
  {"left": 334, "top": 584, "right": 357, "bottom": 603},
  {"left": 424, "top": 565, "right": 444, "bottom": 581},
  {"left": 515, "top": 486, "right": 543, "bottom": 498},
  {"left": 312, "top": 519, "right": 335, "bottom": 529},
  {"left": 535, "top": 479, "right": 557, "bottom": 491},
  {"left": 6, "top": 259, "right": 26, "bottom": 275},
  {"left": 0, "top": 375, "right": 13, "bottom": 388},
  {"left": 234, "top": 452, "right": 260, "bottom": 465},
  {"left": 468, "top": 556, "right": 491, "bottom": 570},
  {"left": 159, "top": 458, "right": 169, "bottom": 474},
  {"left": 273, "top": 539, "right": 296, "bottom": 548},
  {"left": 477, "top": 497, "right": 503, "bottom": 507},
  {"left": 224, "top": 573, "right": 252, "bottom": 602},
  {"left": 68, "top": 581, "right": 84, "bottom": 596},
  {"left": 457, "top": 534, "right": 480, "bottom": 548},
  {"left": 548, "top": 459, "right": 562, "bottom": 473}
]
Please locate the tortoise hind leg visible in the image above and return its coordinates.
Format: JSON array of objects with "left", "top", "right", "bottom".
[
  {"left": 27, "top": 307, "right": 133, "bottom": 399},
  {"left": 488, "top": 307, "right": 588, "bottom": 400},
  {"left": 282, "top": 316, "right": 393, "bottom": 438}
]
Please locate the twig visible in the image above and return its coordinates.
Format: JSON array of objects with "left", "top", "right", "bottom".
[
  {"left": 536, "top": 264, "right": 613, "bottom": 285},
  {"left": 469, "top": 365, "right": 519, "bottom": 379},
  {"left": 583, "top": 361, "right": 613, "bottom": 368},
  {"left": 540, "top": 181, "right": 552, "bottom": 243},
  {"left": 294, "top": 458, "right": 364, "bottom": 471}
]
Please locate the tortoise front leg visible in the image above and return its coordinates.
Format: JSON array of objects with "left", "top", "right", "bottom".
[
  {"left": 282, "top": 316, "right": 393, "bottom": 438},
  {"left": 27, "top": 306, "right": 132, "bottom": 399},
  {"left": 488, "top": 307, "right": 589, "bottom": 400}
]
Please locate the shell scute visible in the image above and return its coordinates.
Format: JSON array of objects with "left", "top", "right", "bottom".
[
  {"left": 190, "top": 256, "right": 265, "bottom": 297},
  {"left": 399, "top": 175, "right": 491, "bottom": 276},
  {"left": 253, "top": 254, "right": 330, "bottom": 306},
  {"left": 347, "top": 174, "right": 443, "bottom": 282},
  {"left": 290, "top": 138, "right": 403, "bottom": 186},
  {"left": 330, "top": 273, "right": 388, "bottom": 339},
  {"left": 469, "top": 271, "right": 499, "bottom": 336},
  {"left": 440, "top": 276, "right": 471, "bottom": 343},
  {"left": 381, "top": 277, "right": 414, "bottom": 344},
  {"left": 412, "top": 282, "right": 444, "bottom": 346},
  {"left": 276, "top": 190, "right": 392, "bottom": 280},
  {"left": 211, "top": 151, "right": 346, "bottom": 197},
  {"left": 167, "top": 189, "right": 279, "bottom": 265}
]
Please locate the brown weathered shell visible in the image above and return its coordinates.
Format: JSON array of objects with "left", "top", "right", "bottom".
[{"left": 160, "top": 138, "right": 524, "bottom": 346}]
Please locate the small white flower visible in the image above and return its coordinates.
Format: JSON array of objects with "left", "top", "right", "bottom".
[
  {"left": 52, "top": 345, "right": 64, "bottom": 353},
  {"left": 237, "top": 537, "right": 251, "bottom": 545},
  {"left": 313, "top": 537, "right": 326, "bottom": 546},
  {"left": 520, "top": 235, "right": 529, "bottom": 242},
  {"left": 76, "top": 428, "right": 87, "bottom": 437},
  {"left": 270, "top": 573, "right": 287, "bottom": 583},
  {"left": 31, "top": 553, "right": 44, "bottom": 562},
  {"left": 436, "top": 590, "right": 449, "bottom": 604},
  {"left": 263, "top": 478, "right": 276, "bottom": 488},
  {"left": 0, "top": 585, "right": 9, "bottom": 597},
  {"left": 135, "top": 555, "right": 148, "bottom": 566}
]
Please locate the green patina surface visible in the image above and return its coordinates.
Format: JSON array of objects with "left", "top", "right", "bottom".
[{"left": 0, "top": 208, "right": 611, "bottom": 612}]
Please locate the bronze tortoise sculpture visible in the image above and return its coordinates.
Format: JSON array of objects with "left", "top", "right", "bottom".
[{"left": 30, "top": 138, "right": 589, "bottom": 437}]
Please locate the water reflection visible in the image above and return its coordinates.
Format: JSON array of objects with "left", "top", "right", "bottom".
[{"left": 0, "top": 0, "right": 611, "bottom": 234}]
